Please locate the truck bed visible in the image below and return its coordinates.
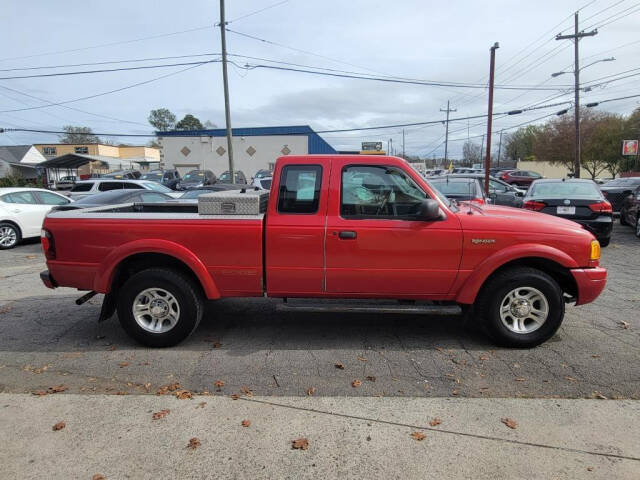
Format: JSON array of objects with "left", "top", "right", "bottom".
[{"left": 45, "top": 203, "right": 265, "bottom": 297}]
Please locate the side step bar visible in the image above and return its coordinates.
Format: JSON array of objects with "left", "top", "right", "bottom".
[{"left": 276, "top": 302, "right": 461, "bottom": 315}]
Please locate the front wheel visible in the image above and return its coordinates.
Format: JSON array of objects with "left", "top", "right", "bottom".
[
  {"left": 599, "top": 237, "right": 610, "bottom": 247},
  {"left": 476, "top": 267, "right": 565, "bottom": 348},
  {"left": 620, "top": 207, "right": 629, "bottom": 226},
  {"left": 116, "top": 268, "right": 204, "bottom": 347}
]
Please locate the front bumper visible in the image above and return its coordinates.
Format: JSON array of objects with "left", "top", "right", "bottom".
[
  {"left": 570, "top": 267, "right": 607, "bottom": 305},
  {"left": 40, "top": 270, "right": 57, "bottom": 289}
]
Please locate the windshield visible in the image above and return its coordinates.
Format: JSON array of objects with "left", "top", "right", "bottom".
[
  {"left": 75, "top": 190, "right": 131, "bottom": 204},
  {"left": 219, "top": 172, "right": 230, "bottom": 182},
  {"left": 528, "top": 182, "right": 601, "bottom": 199},
  {"left": 182, "top": 172, "right": 204, "bottom": 182},
  {"left": 255, "top": 170, "right": 270, "bottom": 178},
  {"left": 142, "top": 182, "right": 171, "bottom": 193},
  {"left": 141, "top": 173, "right": 162, "bottom": 181},
  {"left": 430, "top": 178, "right": 478, "bottom": 196}
]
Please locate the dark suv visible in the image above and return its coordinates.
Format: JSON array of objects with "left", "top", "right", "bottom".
[
  {"left": 140, "top": 169, "right": 181, "bottom": 190},
  {"left": 620, "top": 185, "right": 640, "bottom": 237},
  {"left": 176, "top": 170, "right": 216, "bottom": 190},
  {"left": 500, "top": 170, "right": 543, "bottom": 187},
  {"left": 451, "top": 173, "right": 523, "bottom": 207}
]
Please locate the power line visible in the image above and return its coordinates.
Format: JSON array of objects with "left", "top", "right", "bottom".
[
  {"left": 0, "top": 59, "right": 220, "bottom": 81},
  {"left": 0, "top": 62, "right": 211, "bottom": 114},
  {"left": 0, "top": 25, "right": 215, "bottom": 63},
  {"left": 226, "top": 0, "right": 289, "bottom": 23}
]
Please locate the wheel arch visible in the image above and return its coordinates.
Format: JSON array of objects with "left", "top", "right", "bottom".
[
  {"left": 455, "top": 245, "right": 578, "bottom": 304},
  {"left": 94, "top": 239, "right": 220, "bottom": 299},
  {"left": 0, "top": 219, "right": 23, "bottom": 236}
]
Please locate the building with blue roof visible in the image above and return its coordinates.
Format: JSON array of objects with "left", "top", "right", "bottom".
[{"left": 157, "top": 125, "right": 336, "bottom": 178}]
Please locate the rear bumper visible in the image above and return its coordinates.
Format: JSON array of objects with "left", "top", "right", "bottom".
[
  {"left": 570, "top": 267, "right": 607, "bottom": 305},
  {"left": 575, "top": 217, "right": 613, "bottom": 240},
  {"left": 40, "top": 270, "right": 57, "bottom": 289}
]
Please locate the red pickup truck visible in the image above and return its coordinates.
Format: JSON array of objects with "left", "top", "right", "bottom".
[{"left": 40, "top": 155, "right": 606, "bottom": 348}]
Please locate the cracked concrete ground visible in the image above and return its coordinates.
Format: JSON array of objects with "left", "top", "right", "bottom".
[{"left": 0, "top": 224, "right": 638, "bottom": 399}]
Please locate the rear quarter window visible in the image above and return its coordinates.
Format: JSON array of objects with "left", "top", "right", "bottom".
[
  {"left": 70, "top": 183, "right": 93, "bottom": 192},
  {"left": 277, "top": 165, "right": 322, "bottom": 214}
]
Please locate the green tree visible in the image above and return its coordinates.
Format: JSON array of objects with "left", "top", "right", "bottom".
[
  {"left": 59, "top": 126, "right": 100, "bottom": 144},
  {"left": 462, "top": 141, "right": 482, "bottom": 165},
  {"left": 582, "top": 114, "right": 626, "bottom": 179},
  {"left": 175, "top": 114, "right": 204, "bottom": 131},
  {"left": 504, "top": 125, "right": 540, "bottom": 162},
  {"left": 148, "top": 108, "right": 176, "bottom": 131}
]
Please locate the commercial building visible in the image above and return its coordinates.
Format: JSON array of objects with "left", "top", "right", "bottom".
[{"left": 157, "top": 125, "right": 336, "bottom": 176}]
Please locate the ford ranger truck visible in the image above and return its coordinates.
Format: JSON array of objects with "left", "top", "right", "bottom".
[{"left": 40, "top": 155, "right": 607, "bottom": 348}]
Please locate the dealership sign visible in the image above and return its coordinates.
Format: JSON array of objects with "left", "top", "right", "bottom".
[
  {"left": 362, "top": 142, "right": 383, "bottom": 151},
  {"left": 622, "top": 140, "right": 638, "bottom": 156}
]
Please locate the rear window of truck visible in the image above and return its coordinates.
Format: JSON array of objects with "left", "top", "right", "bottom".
[{"left": 277, "top": 165, "right": 322, "bottom": 214}]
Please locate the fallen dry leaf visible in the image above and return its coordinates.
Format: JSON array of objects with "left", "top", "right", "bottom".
[
  {"left": 501, "top": 418, "right": 517, "bottom": 429},
  {"left": 366, "top": 376, "right": 376, "bottom": 382},
  {"left": 52, "top": 421, "right": 66, "bottom": 431},
  {"left": 92, "top": 475, "right": 106, "bottom": 480},
  {"left": 214, "top": 380, "right": 225, "bottom": 388},
  {"left": 108, "top": 345, "right": 117, "bottom": 351},
  {"left": 291, "top": 438, "right": 309, "bottom": 450},
  {"left": 143, "top": 382, "right": 151, "bottom": 391},
  {"left": 565, "top": 376, "right": 578, "bottom": 382},
  {"left": 187, "top": 437, "right": 201, "bottom": 450},
  {"left": 452, "top": 389, "right": 459, "bottom": 396},
  {"left": 212, "top": 341, "right": 222, "bottom": 348},
  {"left": 334, "top": 362, "right": 344, "bottom": 370},
  {"left": 48, "top": 385, "right": 67, "bottom": 394},
  {"left": 230, "top": 393, "right": 239, "bottom": 400},
  {"left": 115, "top": 391, "right": 128, "bottom": 395},
  {"left": 619, "top": 321, "right": 629, "bottom": 329},
  {"left": 119, "top": 362, "right": 129, "bottom": 368},
  {"left": 32, "top": 390, "right": 48, "bottom": 396},
  {"left": 357, "top": 356, "right": 368, "bottom": 362},
  {"left": 590, "top": 391, "right": 607, "bottom": 400},
  {"left": 306, "top": 387, "right": 316, "bottom": 396},
  {"left": 156, "top": 383, "right": 181, "bottom": 395},
  {"left": 587, "top": 466, "right": 593, "bottom": 472},
  {"left": 197, "top": 402, "right": 207, "bottom": 408},
  {"left": 175, "top": 390, "right": 193, "bottom": 400},
  {"left": 515, "top": 377, "right": 526, "bottom": 382},
  {"left": 25, "top": 255, "right": 37, "bottom": 259},
  {"left": 241, "top": 419, "right": 251, "bottom": 427},
  {"left": 152, "top": 409, "right": 170, "bottom": 420},
  {"left": 479, "top": 354, "right": 489, "bottom": 361},
  {"left": 410, "top": 431, "right": 426, "bottom": 441},
  {"left": 240, "top": 385, "right": 253, "bottom": 397},
  {"left": 592, "top": 354, "right": 601, "bottom": 358},
  {"left": 429, "top": 418, "right": 441, "bottom": 427},
  {"left": 352, "top": 379, "right": 362, "bottom": 388}
]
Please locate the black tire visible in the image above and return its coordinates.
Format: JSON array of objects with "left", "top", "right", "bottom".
[
  {"left": 619, "top": 207, "right": 629, "bottom": 226},
  {"left": 598, "top": 237, "right": 610, "bottom": 247},
  {"left": 0, "top": 222, "right": 21, "bottom": 250},
  {"left": 476, "top": 267, "right": 565, "bottom": 348},
  {"left": 636, "top": 217, "right": 640, "bottom": 239},
  {"left": 116, "top": 268, "right": 204, "bottom": 347}
]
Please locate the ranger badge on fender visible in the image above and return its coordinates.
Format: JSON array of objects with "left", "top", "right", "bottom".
[{"left": 471, "top": 238, "right": 496, "bottom": 245}]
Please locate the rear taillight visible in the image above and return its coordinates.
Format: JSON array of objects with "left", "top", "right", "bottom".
[
  {"left": 41, "top": 229, "right": 55, "bottom": 259},
  {"left": 523, "top": 200, "right": 546, "bottom": 211},
  {"left": 588, "top": 201, "right": 612, "bottom": 213},
  {"left": 501, "top": 174, "right": 508, "bottom": 180},
  {"left": 471, "top": 198, "right": 485, "bottom": 205}
]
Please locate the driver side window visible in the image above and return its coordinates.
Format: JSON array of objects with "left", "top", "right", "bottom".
[{"left": 341, "top": 165, "right": 426, "bottom": 219}]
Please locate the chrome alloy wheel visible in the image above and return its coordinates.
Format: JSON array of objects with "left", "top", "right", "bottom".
[
  {"left": 0, "top": 226, "right": 17, "bottom": 248},
  {"left": 132, "top": 288, "right": 180, "bottom": 334},
  {"left": 499, "top": 286, "right": 549, "bottom": 334}
]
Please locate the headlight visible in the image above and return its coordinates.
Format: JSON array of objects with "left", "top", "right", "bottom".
[{"left": 590, "top": 239, "right": 601, "bottom": 261}]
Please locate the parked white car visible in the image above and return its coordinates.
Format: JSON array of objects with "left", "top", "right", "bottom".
[
  {"left": 67, "top": 179, "right": 182, "bottom": 200},
  {"left": 0, "top": 187, "right": 72, "bottom": 249}
]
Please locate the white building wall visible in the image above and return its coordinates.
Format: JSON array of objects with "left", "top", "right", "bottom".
[
  {"left": 159, "top": 135, "right": 309, "bottom": 177},
  {"left": 20, "top": 146, "right": 47, "bottom": 165}
]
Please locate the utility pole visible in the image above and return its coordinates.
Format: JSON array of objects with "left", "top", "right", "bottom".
[
  {"left": 219, "top": 0, "right": 234, "bottom": 181},
  {"left": 484, "top": 42, "right": 499, "bottom": 196},
  {"left": 402, "top": 129, "right": 405, "bottom": 158},
  {"left": 556, "top": 12, "right": 597, "bottom": 179},
  {"left": 389, "top": 138, "right": 393, "bottom": 156},
  {"left": 440, "top": 100, "right": 456, "bottom": 163},
  {"left": 497, "top": 130, "right": 504, "bottom": 168}
]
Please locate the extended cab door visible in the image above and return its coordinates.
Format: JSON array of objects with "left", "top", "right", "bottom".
[
  {"left": 325, "top": 159, "right": 463, "bottom": 297},
  {"left": 265, "top": 158, "right": 330, "bottom": 296}
]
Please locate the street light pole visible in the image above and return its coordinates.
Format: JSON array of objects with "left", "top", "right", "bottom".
[
  {"left": 219, "top": 0, "right": 234, "bottom": 182},
  {"left": 555, "top": 12, "right": 597, "bottom": 179},
  {"left": 484, "top": 42, "right": 499, "bottom": 197}
]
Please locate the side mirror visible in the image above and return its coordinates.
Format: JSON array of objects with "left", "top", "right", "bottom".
[{"left": 418, "top": 199, "right": 441, "bottom": 221}]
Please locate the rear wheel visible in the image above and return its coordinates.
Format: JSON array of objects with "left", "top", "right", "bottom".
[
  {"left": 476, "top": 267, "right": 564, "bottom": 348},
  {"left": 0, "top": 222, "right": 20, "bottom": 250},
  {"left": 619, "top": 207, "right": 629, "bottom": 226},
  {"left": 636, "top": 216, "right": 640, "bottom": 239},
  {"left": 116, "top": 268, "right": 204, "bottom": 347},
  {"left": 599, "top": 237, "right": 610, "bottom": 247}
]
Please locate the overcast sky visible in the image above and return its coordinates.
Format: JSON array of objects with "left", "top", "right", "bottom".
[{"left": 1, "top": 0, "right": 639, "bottom": 158}]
